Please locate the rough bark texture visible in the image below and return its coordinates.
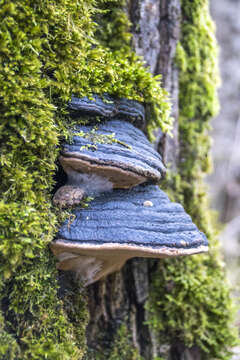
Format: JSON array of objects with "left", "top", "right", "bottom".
[
  {"left": 87, "top": 260, "right": 154, "bottom": 358},
  {"left": 156, "top": 0, "right": 180, "bottom": 170},
  {"left": 86, "top": 1, "right": 181, "bottom": 358}
]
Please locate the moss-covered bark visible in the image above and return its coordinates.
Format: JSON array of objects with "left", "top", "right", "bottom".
[
  {"left": 0, "top": 0, "right": 170, "bottom": 358},
  {"left": 0, "top": 0, "right": 238, "bottom": 359},
  {"left": 147, "top": 1, "right": 238, "bottom": 359}
]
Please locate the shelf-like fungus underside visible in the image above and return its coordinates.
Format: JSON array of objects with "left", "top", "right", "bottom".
[
  {"left": 51, "top": 185, "right": 208, "bottom": 285},
  {"left": 60, "top": 120, "right": 166, "bottom": 189}
]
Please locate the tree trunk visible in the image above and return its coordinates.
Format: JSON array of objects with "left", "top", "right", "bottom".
[
  {"left": 86, "top": 1, "right": 182, "bottom": 358},
  {"left": 1, "top": 1, "right": 236, "bottom": 359}
]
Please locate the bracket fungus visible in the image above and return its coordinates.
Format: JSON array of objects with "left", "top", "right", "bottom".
[
  {"left": 54, "top": 119, "right": 166, "bottom": 206},
  {"left": 51, "top": 96, "right": 208, "bottom": 285},
  {"left": 69, "top": 95, "right": 145, "bottom": 127},
  {"left": 51, "top": 185, "right": 208, "bottom": 286}
]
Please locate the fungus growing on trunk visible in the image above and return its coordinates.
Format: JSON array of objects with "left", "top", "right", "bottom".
[
  {"left": 53, "top": 185, "right": 85, "bottom": 208},
  {"left": 69, "top": 95, "right": 145, "bottom": 127},
  {"left": 54, "top": 120, "right": 165, "bottom": 206},
  {"left": 51, "top": 185, "right": 208, "bottom": 286},
  {"left": 52, "top": 97, "right": 208, "bottom": 285},
  {"left": 61, "top": 119, "right": 165, "bottom": 185}
]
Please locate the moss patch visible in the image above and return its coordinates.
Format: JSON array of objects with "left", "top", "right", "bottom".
[
  {"left": 85, "top": 323, "right": 142, "bottom": 360},
  {"left": 0, "top": 0, "right": 171, "bottom": 279},
  {"left": 0, "top": 0, "right": 172, "bottom": 358},
  {"left": 107, "top": 324, "right": 142, "bottom": 360},
  {"left": 147, "top": 0, "right": 238, "bottom": 359},
  {"left": 1, "top": 253, "right": 89, "bottom": 360}
]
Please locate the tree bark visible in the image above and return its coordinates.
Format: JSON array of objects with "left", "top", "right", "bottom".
[{"left": 86, "top": 1, "right": 182, "bottom": 358}]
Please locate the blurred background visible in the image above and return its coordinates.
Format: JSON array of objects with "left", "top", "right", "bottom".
[
  {"left": 209, "top": 0, "right": 240, "bottom": 287},
  {"left": 209, "top": 1, "right": 240, "bottom": 356},
  {"left": 209, "top": 2, "right": 240, "bottom": 354}
]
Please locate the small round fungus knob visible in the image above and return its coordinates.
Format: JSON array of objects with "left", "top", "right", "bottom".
[{"left": 53, "top": 185, "right": 85, "bottom": 208}]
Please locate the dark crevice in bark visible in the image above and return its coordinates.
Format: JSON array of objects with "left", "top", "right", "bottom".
[
  {"left": 52, "top": 161, "right": 68, "bottom": 195},
  {"left": 170, "top": 342, "right": 202, "bottom": 360},
  {"left": 86, "top": 271, "right": 128, "bottom": 354},
  {"left": 86, "top": 259, "right": 153, "bottom": 358}
]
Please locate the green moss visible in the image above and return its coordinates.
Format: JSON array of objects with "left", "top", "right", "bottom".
[
  {"left": 147, "top": 0, "right": 238, "bottom": 359},
  {"left": 148, "top": 254, "right": 237, "bottom": 359},
  {"left": 107, "top": 324, "right": 142, "bottom": 360},
  {"left": 1, "top": 252, "right": 88, "bottom": 360},
  {"left": 94, "top": 0, "right": 172, "bottom": 139},
  {"left": 0, "top": 0, "right": 171, "bottom": 278},
  {"left": 75, "top": 127, "right": 132, "bottom": 151},
  {"left": 0, "top": 0, "right": 172, "bottom": 358},
  {"left": 86, "top": 323, "right": 142, "bottom": 360},
  {"left": 0, "top": 312, "right": 20, "bottom": 360}
]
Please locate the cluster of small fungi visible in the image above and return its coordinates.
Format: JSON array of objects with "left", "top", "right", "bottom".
[{"left": 51, "top": 96, "right": 208, "bottom": 285}]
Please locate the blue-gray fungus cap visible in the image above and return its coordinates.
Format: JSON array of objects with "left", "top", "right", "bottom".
[
  {"left": 51, "top": 185, "right": 208, "bottom": 285},
  {"left": 69, "top": 95, "right": 145, "bottom": 124},
  {"left": 60, "top": 120, "right": 166, "bottom": 189}
]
